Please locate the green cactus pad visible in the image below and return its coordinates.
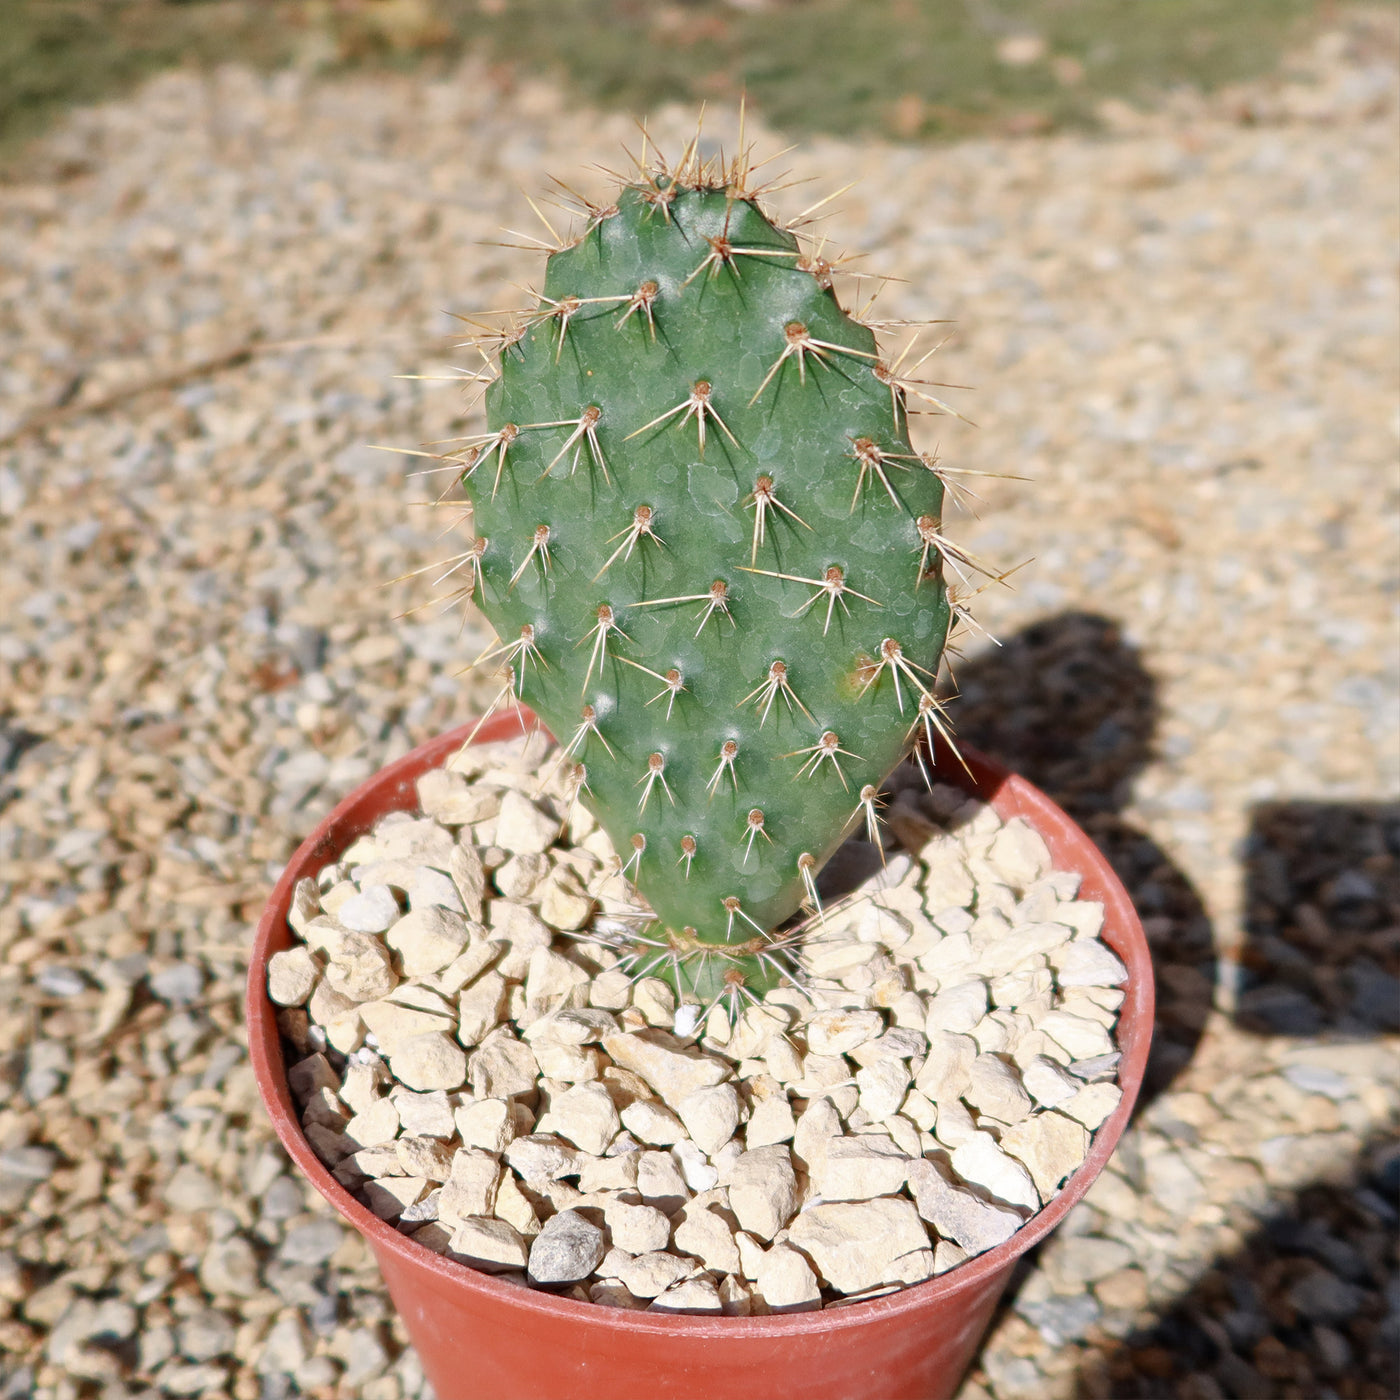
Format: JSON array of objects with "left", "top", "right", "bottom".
[{"left": 457, "top": 155, "right": 956, "bottom": 1000}]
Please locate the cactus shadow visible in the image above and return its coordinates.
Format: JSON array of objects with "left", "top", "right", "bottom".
[{"left": 947, "top": 610, "right": 1214, "bottom": 1113}]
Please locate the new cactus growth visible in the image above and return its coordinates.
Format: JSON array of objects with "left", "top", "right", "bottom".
[{"left": 439, "top": 136, "right": 978, "bottom": 1007}]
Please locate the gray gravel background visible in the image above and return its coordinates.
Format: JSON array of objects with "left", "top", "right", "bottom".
[{"left": 1, "top": 8, "right": 1396, "bottom": 1398}]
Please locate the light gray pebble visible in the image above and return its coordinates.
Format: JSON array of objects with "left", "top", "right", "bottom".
[
  {"left": 150, "top": 961, "right": 204, "bottom": 1004},
  {"left": 278, "top": 1219, "right": 346, "bottom": 1267},
  {"left": 198, "top": 1237, "right": 262, "bottom": 1298},
  {"left": 527, "top": 1209, "right": 606, "bottom": 1285},
  {"left": 36, "top": 965, "right": 87, "bottom": 997},
  {"left": 177, "top": 1307, "right": 236, "bottom": 1361}
]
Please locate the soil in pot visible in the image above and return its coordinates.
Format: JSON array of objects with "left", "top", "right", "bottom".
[{"left": 265, "top": 724, "right": 1131, "bottom": 1315}]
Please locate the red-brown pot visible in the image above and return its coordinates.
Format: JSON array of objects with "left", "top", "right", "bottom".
[{"left": 247, "top": 708, "right": 1153, "bottom": 1400}]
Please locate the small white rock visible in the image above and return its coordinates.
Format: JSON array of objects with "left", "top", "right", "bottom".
[
  {"left": 468, "top": 1029, "right": 538, "bottom": 1099},
  {"left": 1059, "top": 901, "right": 1105, "bottom": 939},
  {"left": 494, "top": 790, "right": 559, "bottom": 855},
  {"left": 999, "top": 1110, "right": 1091, "bottom": 1199},
  {"left": 391, "top": 1088, "right": 455, "bottom": 1139},
  {"left": 522, "top": 1008, "right": 619, "bottom": 1045},
  {"left": 964, "top": 1054, "right": 1033, "bottom": 1124},
  {"left": 602, "top": 1200, "right": 672, "bottom": 1255},
  {"left": 437, "top": 1150, "right": 502, "bottom": 1224},
  {"left": 385, "top": 906, "right": 471, "bottom": 978},
  {"left": 488, "top": 902, "right": 555, "bottom": 979},
  {"left": 1021, "top": 1056, "right": 1081, "bottom": 1108},
  {"left": 359, "top": 1000, "right": 454, "bottom": 1055},
  {"left": 578, "top": 1154, "right": 639, "bottom": 1194},
  {"left": 536, "top": 1083, "right": 621, "bottom": 1157},
  {"left": 448, "top": 1217, "right": 531, "bottom": 1273},
  {"left": 718, "top": 1273, "right": 753, "bottom": 1316},
  {"left": 855, "top": 1058, "right": 912, "bottom": 1123},
  {"left": 671, "top": 1200, "right": 741, "bottom": 1275},
  {"left": 671, "top": 1139, "right": 720, "bottom": 1192},
  {"left": 588, "top": 968, "right": 632, "bottom": 1011},
  {"left": 589, "top": 1278, "right": 645, "bottom": 1310},
  {"left": 950, "top": 1132, "right": 1040, "bottom": 1211},
  {"left": 493, "top": 1172, "right": 541, "bottom": 1238},
  {"left": 324, "top": 933, "right": 398, "bottom": 1003},
  {"left": 754, "top": 1243, "right": 821, "bottom": 1313},
  {"left": 267, "top": 947, "right": 320, "bottom": 1007},
  {"left": 933, "top": 1099, "right": 979, "bottom": 1149},
  {"left": 602, "top": 1032, "right": 730, "bottom": 1110},
  {"left": 907, "top": 1157, "right": 1023, "bottom": 1255},
  {"left": 409, "top": 865, "right": 466, "bottom": 914},
  {"left": 676, "top": 1083, "right": 742, "bottom": 1157},
  {"left": 341, "top": 1097, "right": 400, "bottom": 1149},
  {"left": 525, "top": 946, "right": 591, "bottom": 1014},
  {"left": 605, "top": 1250, "right": 691, "bottom": 1299},
  {"left": 449, "top": 845, "right": 487, "bottom": 920},
  {"left": 363, "top": 1176, "right": 427, "bottom": 1221},
  {"left": 1037, "top": 1010, "right": 1116, "bottom": 1061},
  {"left": 934, "top": 1240, "right": 971, "bottom": 1274},
  {"left": 457, "top": 970, "right": 508, "bottom": 1047},
  {"left": 744, "top": 1094, "right": 796, "bottom": 1149},
  {"left": 634, "top": 1151, "right": 690, "bottom": 1213},
  {"left": 787, "top": 1198, "right": 933, "bottom": 1295},
  {"left": 503, "top": 1134, "right": 582, "bottom": 1184},
  {"left": 1058, "top": 1080, "right": 1122, "bottom": 1130},
  {"left": 337, "top": 884, "right": 401, "bottom": 934},
  {"left": 722, "top": 1146, "right": 800, "bottom": 1242},
  {"left": 924, "top": 980, "right": 988, "bottom": 1036},
  {"left": 913, "top": 1030, "right": 978, "bottom": 1103},
  {"left": 976, "top": 922, "right": 1074, "bottom": 979},
  {"left": 395, "top": 1135, "right": 455, "bottom": 1181},
  {"left": 538, "top": 868, "right": 594, "bottom": 931},
  {"left": 288, "top": 877, "right": 321, "bottom": 936},
  {"left": 1052, "top": 940, "right": 1128, "bottom": 988},
  {"left": 455, "top": 1098, "right": 519, "bottom": 1153},
  {"left": 494, "top": 851, "right": 550, "bottom": 901},
  {"left": 805, "top": 1009, "right": 884, "bottom": 1057},
  {"left": 386, "top": 1033, "right": 467, "bottom": 1093},
  {"left": 988, "top": 818, "right": 1052, "bottom": 888},
  {"left": 649, "top": 1276, "right": 723, "bottom": 1314},
  {"left": 429, "top": 939, "right": 499, "bottom": 996},
  {"left": 813, "top": 1135, "right": 910, "bottom": 1201},
  {"left": 922, "top": 853, "right": 976, "bottom": 910},
  {"left": 791, "top": 1097, "right": 842, "bottom": 1172},
  {"left": 531, "top": 1041, "right": 602, "bottom": 1083},
  {"left": 631, "top": 978, "right": 676, "bottom": 1028},
  {"left": 620, "top": 1099, "right": 687, "bottom": 1146}
]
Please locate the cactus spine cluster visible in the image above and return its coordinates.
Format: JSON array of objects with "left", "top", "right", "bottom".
[{"left": 443, "top": 137, "right": 970, "bottom": 1006}]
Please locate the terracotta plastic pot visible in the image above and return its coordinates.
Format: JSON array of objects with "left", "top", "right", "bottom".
[{"left": 247, "top": 708, "right": 1153, "bottom": 1400}]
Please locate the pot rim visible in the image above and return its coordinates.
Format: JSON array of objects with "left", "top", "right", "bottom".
[{"left": 247, "top": 706, "right": 1154, "bottom": 1336}]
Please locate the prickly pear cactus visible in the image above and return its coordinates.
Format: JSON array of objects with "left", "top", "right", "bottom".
[{"left": 453, "top": 146, "right": 963, "bottom": 1002}]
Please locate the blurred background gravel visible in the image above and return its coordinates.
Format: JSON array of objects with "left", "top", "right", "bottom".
[{"left": 0, "top": 3, "right": 1396, "bottom": 1397}]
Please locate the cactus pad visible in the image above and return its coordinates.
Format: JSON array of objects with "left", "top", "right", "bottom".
[{"left": 452, "top": 146, "right": 962, "bottom": 1001}]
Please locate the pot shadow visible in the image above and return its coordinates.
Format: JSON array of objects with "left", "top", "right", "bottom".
[
  {"left": 1058, "top": 800, "right": 1397, "bottom": 1394},
  {"left": 945, "top": 610, "right": 1215, "bottom": 1110},
  {"left": 1234, "top": 799, "right": 1400, "bottom": 1039},
  {"left": 1073, "top": 801, "right": 1400, "bottom": 1395},
  {"left": 1071, "top": 1131, "right": 1400, "bottom": 1399}
]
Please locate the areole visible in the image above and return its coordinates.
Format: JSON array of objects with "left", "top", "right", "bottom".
[{"left": 247, "top": 709, "right": 1154, "bottom": 1400}]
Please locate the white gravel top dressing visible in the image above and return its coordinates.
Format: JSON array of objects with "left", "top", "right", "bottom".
[{"left": 271, "top": 732, "right": 1125, "bottom": 1312}]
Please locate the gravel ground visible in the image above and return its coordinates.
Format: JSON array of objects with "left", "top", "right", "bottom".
[{"left": 1, "top": 8, "right": 1396, "bottom": 1398}]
